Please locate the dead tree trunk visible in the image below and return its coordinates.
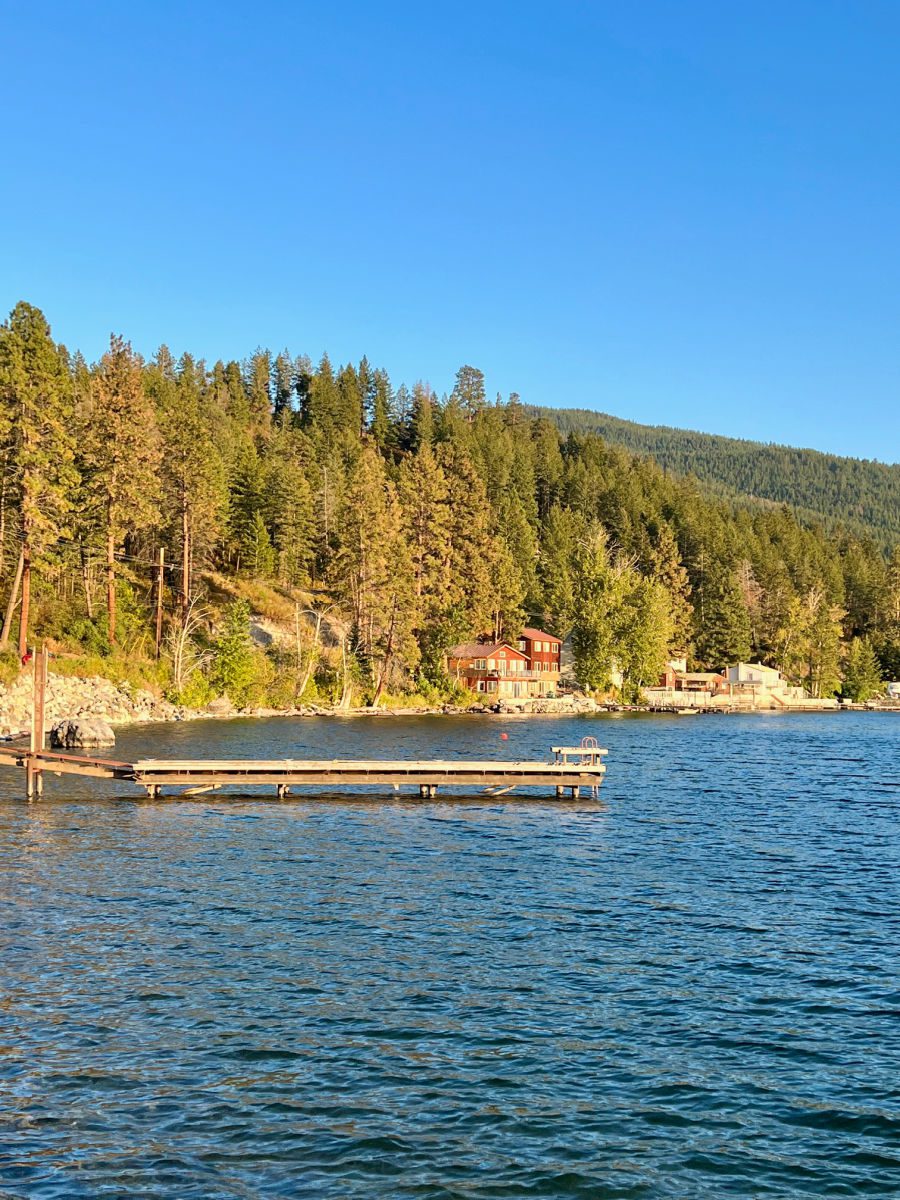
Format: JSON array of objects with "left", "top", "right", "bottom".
[{"left": 0, "top": 545, "right": 25, "bottom": 650}]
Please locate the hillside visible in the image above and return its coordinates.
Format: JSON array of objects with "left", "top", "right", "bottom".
[
  {"left": 527, "top": 407, "right": 900, "bottom": 546},
  {"left": 2, "top": 302, "right": 899, "bottom": 705}
]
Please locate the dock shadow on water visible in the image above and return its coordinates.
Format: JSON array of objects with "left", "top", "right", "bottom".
[{"left": 1, "top": 712, "right": 898, "bottom": 1197}]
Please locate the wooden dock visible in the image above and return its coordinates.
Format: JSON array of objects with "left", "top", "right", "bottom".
[
  {"left": 0, "top": 649, "right": 607, "bottom": 800},
  {"left": 0, "top": 745, "right": 607, "bottom": 799}
]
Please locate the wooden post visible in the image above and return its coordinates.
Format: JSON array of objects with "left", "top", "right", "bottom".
[
  {"left": 27, "top": 644, "right": 48, "bottom": 800},
  {"left": 155, "top": 548, "right": 165, "bottom": 659}
]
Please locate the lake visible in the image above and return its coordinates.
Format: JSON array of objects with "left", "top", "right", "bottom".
[{"left": 1, "top": 712, "right": 898, "bottom": 1197}]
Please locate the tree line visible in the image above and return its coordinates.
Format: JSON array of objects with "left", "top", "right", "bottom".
[{"left": 0, "top": 301, "right": 897, "bottom": 706}]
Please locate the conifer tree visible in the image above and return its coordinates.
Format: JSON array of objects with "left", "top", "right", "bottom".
[
  {"left": 332, "top": 445, "right": 418, "bottom": 700},
  {"left": 842, "top": 637, "right": 882, "bottom": 702},
  {"left": 86, "top": 336, "right": 161, "bottom": 646},
  {"left": 570, "top": 528, "right": 628, "bottom": 692},
  {"left": 397, "top": 446, "right": 451, "bottom": 617},
  {"left": 369, "top": 368, "right": 394, "bottom": 453},
  {"left": 272, "top": 350, "right": 295, "bottom": 424},
  {"left": 0, "top": 303, "right": 77, "bottom": 652},
  {"left": 693, "top": 571, "right": 752, "bottom": 668},
  {"left": 245, "top": 349, "right": 273, "bottom": 439},
  {"left": 408, "top": 382, "right": 435, "bottom": 451},
  {"left": 149, "top": 352, "right": 226, "bottom": 623},
  {"left": 451, "top": 364, "right": 486, "bottom": 422},
  {"left": 648, "top": 522, "right": 693, "bottom": 653},
  {"left": 263, "top": 428, "right": 315, "bottom": 586}
]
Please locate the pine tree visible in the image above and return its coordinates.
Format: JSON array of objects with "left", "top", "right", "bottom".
[
  {"left": 212, "top": 599, "right": 257, "bottom": 706},
  {"left": 332, "top": 445, "right": 418, "bottom": 701},
  {"left": 86, "top": 336, "right": 161, "bottom": 646},
  {"left": 272, "top": 350, "right": 295, "bottom": 424},
  {"left": 263, "top": 428, "right": 315, "bottom": 586},
  {"left": 245, "top": 349, "right": 273, "bottom": 439},
  {"left": 397, "top": 446, "right": 451, "bottom": 618},
  {"left": 0, "top": 303, "right": 77, "bottom": 652},
  {"left": 451, "top": 364, "right": 486, "bottom": 422},
  {"left": 408, "top": 381, "right": 435, "bottom": 451},
  {"left": 369, "top": 368, "right": 394, "bottom": 453},
  {"left": 693, "top": 571, "right": 752, "bottom": 668},
  {"left": 149, "top": 352, "right": 227, "bottom": 623},
  {"left": 228, "top": 446, "right": 275, "bottom": 577},
  {"left": 842, "top": 637, "right": 882, "bottom": 702},
  {"left": 570, "top": 528, "right": 628, "bottom": 692},
  {"left": 648, "top": 522, "right": 693, "bottom": 654}
]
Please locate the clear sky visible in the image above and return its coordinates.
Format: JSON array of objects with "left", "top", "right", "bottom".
[{"left": 2, "top": 1, "right": 898, "bottom": 461}]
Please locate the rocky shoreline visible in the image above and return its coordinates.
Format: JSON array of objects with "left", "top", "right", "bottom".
[{"left": 0, "top": 671, "right": 604, "bottom": 739}]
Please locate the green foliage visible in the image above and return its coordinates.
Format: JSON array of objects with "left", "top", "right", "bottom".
[
  {"left": 211, "top": 600, "right": 257, "bottom": 707},
  {"left": 1, "top": 300, "right": 897, "bottom": 709},
  {"left": 842, "top": 638, "right": 883, "bottom": 702}
]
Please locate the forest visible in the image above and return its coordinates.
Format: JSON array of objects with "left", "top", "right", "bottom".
[
  {"left": 529, "top": 405, "right": 900, "bottom": 547},
  {"left": 0, "top": 300, "right": 898, "bottom": 708}
]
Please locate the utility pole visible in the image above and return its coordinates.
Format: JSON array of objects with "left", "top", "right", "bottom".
[{"left": 155, "top": 548, "right": 165, "bottom": 659}]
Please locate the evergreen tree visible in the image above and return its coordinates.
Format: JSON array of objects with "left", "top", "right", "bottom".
[
  {"left": 693, "top": 571, "right": 752, "bottom": 668},
  {"left": 0, "top": 303, "right": 77, "bottom": 652},
  {"left": 451, "top": 364, "right": 486, "bottom": 422},
  {"left": 397, "top": 446, "right": 451, "bottom": 619},
  {"left": 149, "top": 351, "right": 227, "bottom": 623},
  {"left": 332, "top": 445, "right": 418, "bottom": 701},
  {"left": 647, "top": 522, "right": 693, "bottom": 654},
  {"left": 263, "top": 427, "right": 315, "bottom": 586},
  {"left": 570, "top": 528, "right": 628, "bottom": 692},
  {"left": 408, "top": 381, "right": 435, "bottom": 451},
  {"left": 212, "top": 599, "right": 257, "bottom": 706},
  {"left": 842, "top": 637, "right": 882, "bottom": 702},
  {"left": 369, "top": 368, "right": 394, "bottom": 453},
  {"left": 85, "top": 335, "right": 161, "bottom": 646}
]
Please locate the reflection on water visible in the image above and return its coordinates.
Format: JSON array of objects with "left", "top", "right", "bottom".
[{"left": 0, "top": 713, "right": 898, "bottom": 1197}]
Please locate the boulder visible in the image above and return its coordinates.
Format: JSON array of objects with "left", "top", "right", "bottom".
[
  {"left": 50, "top": 718, "right": 116, "bottom": 749},
  {"left": 206, "top": 695, "right": 235, "bottom": 715}
]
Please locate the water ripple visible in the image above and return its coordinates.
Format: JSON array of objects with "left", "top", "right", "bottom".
[{"left": 0, "top": 712, "right": 898, "bottom": 1197}]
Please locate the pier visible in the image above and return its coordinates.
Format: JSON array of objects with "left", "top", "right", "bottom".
[
  {"left": 0, "top": 745, "right": 606, "bottom": 800},
  {"left": 0, "top": 648, "right": 607, "bottom": 800}
]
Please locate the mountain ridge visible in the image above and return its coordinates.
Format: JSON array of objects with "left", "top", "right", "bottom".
[{"left": 526, "top": 405, "right": 900, "bottom": 546}]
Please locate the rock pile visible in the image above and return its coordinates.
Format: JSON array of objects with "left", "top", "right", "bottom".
[{"left": 0, "top": 671, "right": 183, "bottom": 738}]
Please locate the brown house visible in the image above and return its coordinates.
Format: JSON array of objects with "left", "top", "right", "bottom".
[{"left": 447, "top": 628, "right": 562, "bottom": 699}]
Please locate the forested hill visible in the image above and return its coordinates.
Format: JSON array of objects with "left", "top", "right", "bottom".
[
  {"left": 1, "top": 301, "right": 898, "bottom": 708},
  {"left": 527, "top": 406, "right": 900, "bottom": 545}
]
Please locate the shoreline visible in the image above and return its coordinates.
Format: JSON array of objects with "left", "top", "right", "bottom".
[{"left": 0, "top": 670, "right": 895, "bottom": 740}]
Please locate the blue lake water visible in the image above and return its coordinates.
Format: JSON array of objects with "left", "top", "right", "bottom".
[{"left": 0, "top": 712, "right": 898, "bottom": 1197}]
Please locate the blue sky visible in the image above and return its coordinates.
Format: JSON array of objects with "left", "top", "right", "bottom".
[{"left": 2, "top": 1, "right": 898, "bottom": 461}]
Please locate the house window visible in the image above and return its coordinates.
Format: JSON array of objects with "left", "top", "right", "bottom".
[
  {"left": 488, "top": 659, "right": 496, "bottom": 670},
  {"left": 475, "top": 658, "right": 486, "bottom": 670},
  {"left": 477, "top": 680, "right": 486, "bottom": 692},
  {"left": 518, "top": 640, "right": 527, "bottom": 652}
]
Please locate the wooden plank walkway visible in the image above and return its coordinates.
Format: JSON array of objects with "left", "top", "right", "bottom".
[{"left": 0, "top": 745, "right": 607, "bottom": 799}]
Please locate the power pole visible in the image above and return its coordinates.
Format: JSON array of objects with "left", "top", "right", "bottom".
[{"left": 155, "top": 548, "right": 165, "bottom": 659}]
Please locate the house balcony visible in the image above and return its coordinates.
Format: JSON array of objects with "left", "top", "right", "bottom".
[{"left": 458, "top": 667, "right": 560, "bottom": 682}]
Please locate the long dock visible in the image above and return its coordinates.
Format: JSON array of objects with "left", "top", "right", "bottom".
[{"left": 0, "top": 744, "right": 607, "bottom": 799}]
